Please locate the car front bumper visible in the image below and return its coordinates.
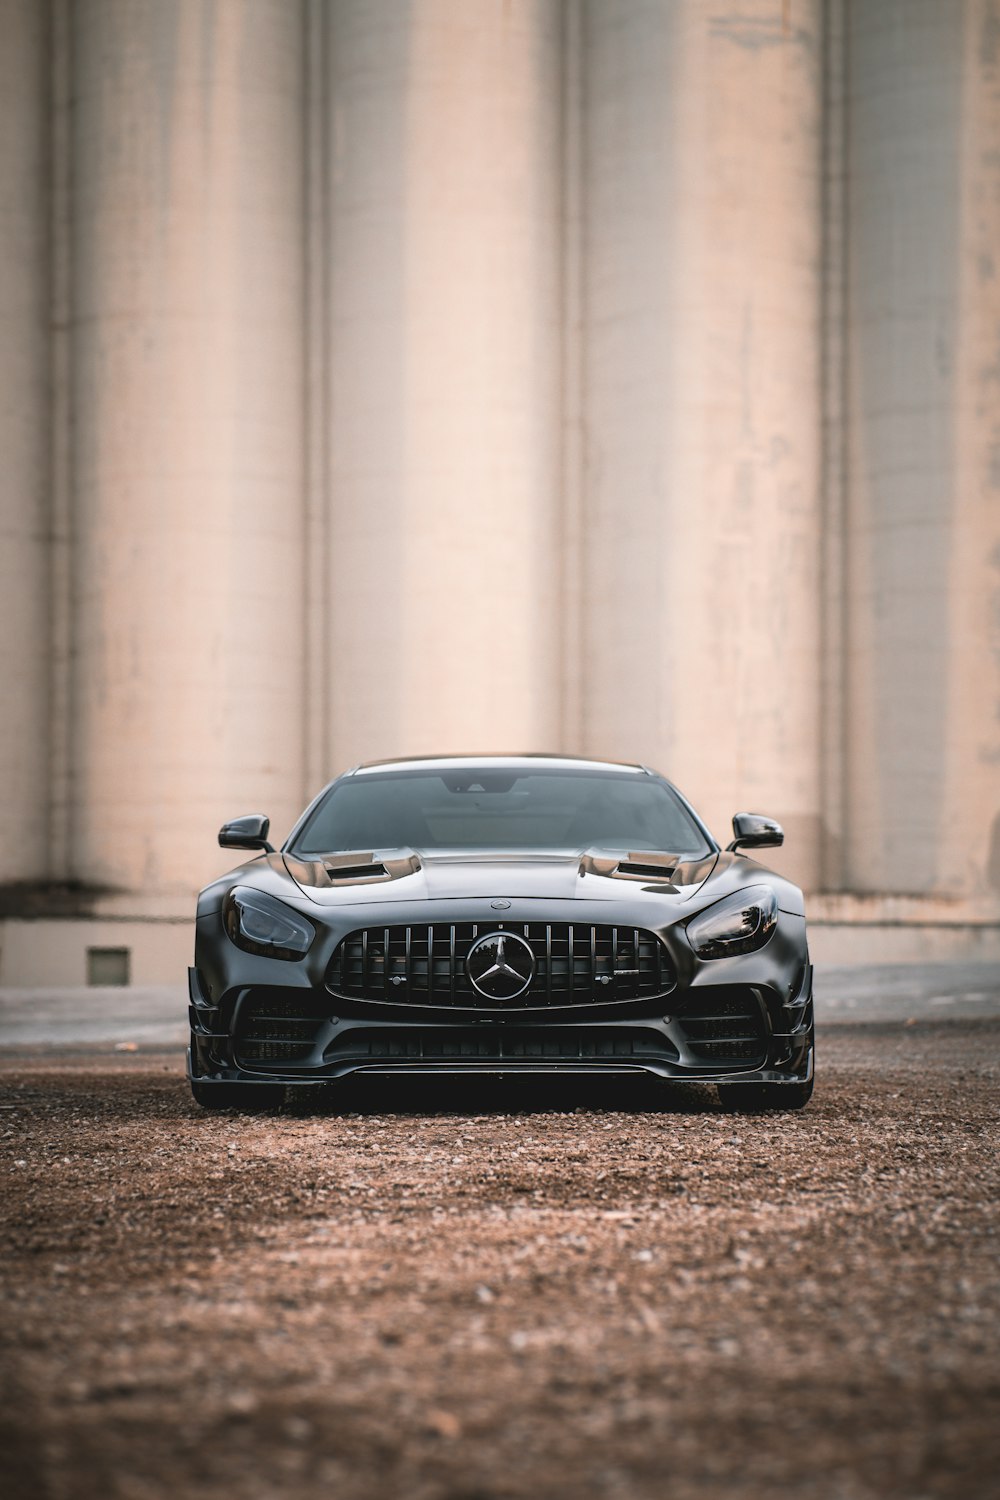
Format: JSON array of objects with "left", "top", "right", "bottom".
[{"left": 187, "top": 958, "right": 814, "bottom": 1095}]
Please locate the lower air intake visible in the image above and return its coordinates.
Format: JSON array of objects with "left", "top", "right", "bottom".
[{"left": 675, "top": 988, "right": 767, "bottom": 1067}]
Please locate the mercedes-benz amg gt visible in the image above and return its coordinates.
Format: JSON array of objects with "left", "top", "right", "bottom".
[{"left": 188, "top": 755, "right": 814, "bottom": 1111}]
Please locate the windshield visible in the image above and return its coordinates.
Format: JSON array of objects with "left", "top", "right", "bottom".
[{"left": 293, "top": 769, "right": 712, "bottom": 856}]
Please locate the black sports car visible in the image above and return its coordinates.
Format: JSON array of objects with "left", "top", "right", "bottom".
[{"left": 188, "top": 755, "right": 814, "bottom": 1111}]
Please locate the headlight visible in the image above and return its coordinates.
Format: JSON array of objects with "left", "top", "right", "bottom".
[
  {"left": 686, "top": 885, "right": 777, "bottom": 959},
  {"left": 223, "top": 887, "right": 315, "bottom": 960}
]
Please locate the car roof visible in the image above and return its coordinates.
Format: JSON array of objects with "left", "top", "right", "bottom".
[{"left": 349, "top": 753, "right": 653, "bottom": 777}]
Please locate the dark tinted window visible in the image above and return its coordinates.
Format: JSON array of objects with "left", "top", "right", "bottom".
[{"left": 294, "top": 770, "right": 711, "bottom": 856}]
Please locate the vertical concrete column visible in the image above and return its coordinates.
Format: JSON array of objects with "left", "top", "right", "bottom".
[
  {"left": 0, "top": 2, "right": 49, "bottom": 880},
  {"left": 583, "top": 0, "right": 824, "bottom": 887},
  {"left": 952, "top": 3, "right": 1000, "bottom": 902},
  {"left": 325, "top": 0, "right": 563, "bottom": 769},
  {"left": 71, "top": 1, "right": 305, "bottom": 891},
  {"left": 844, "top": 1, "right": 1000, "bottom": 899},
  {"left": 819, "top": 0, "right": 848, "bottom": 892}
]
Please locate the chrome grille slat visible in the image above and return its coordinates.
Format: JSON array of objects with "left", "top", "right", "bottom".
[
  {"left": 326, "top": 922, "right": 675, "bottom": 1008},
  {"left": 449, "top": 926, "right": 457, "bottom": 1002},
  {"left": 427, "top": 925, "right": 434, "bottom": 1002}
]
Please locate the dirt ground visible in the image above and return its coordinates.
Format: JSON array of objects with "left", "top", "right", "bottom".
[{"left": 1, "top": 1022, "right": 998, "bottom": 1500}]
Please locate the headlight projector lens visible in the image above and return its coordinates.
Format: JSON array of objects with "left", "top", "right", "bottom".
[
  {"left": 223, "top": 887, "right": 315, "bottom": 960},
  {"left": 686, "top": 886, "right": 778, "bottom": 959}
]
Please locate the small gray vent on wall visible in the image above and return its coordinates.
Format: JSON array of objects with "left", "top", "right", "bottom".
[{"left": 87, "top": 947, "right": 131, "bottom": 987}]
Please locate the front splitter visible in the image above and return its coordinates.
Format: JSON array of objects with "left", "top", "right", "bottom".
[{"left": 189, "top": 1045, "right": 813, "bottom": 1091}]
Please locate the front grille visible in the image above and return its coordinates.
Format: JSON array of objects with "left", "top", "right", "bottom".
[
  {"left": 236, "top": 1023, "right": 315, "bottom": 1063},
  {"left": 234, "top": 990, "right": 329, "bottom": 1066},
  {"left": 326, "top": 922, "right": 674, "bottom": 1009},
  {"left": 232, "top": 983, "right": 765, "bottom": 1075},
  {"left": 326, "top": 1027, "right": 680, "bottom": 1064},
  {"left": 675, "top": 988, "right": 767, "bottom": 1066}
]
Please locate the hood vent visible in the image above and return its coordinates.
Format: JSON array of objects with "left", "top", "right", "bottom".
[
  {"left": 580, "top": 850, "right": 678, "bottom": 883},
  {"left": 324, "top": 861, "right": 389, "bottom": 882},
  {"left": 321, "top": 850, "right": 422, "bottom": 884},
  {"left": 614, "top": 860, "right": 677, "bottom": 881},
  {"left": 283, "top": 850, "right": 420, "bottom": 890}
]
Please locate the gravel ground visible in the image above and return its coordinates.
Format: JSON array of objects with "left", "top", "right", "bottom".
[{"left": 1, "top": 1021, "right": 998, "bottom": 1500}]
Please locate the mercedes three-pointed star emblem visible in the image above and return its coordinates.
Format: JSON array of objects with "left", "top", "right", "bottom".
[{"left": 465, "top": 930, "right": 536, "bottom": 1001}]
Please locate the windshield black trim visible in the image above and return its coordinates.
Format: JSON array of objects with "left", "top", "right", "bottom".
[{"left": 285, "top": 768, "right": 718, "bottom": 860}]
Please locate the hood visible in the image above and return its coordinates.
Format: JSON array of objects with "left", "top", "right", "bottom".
[{"left": 281, "top": 848, "right": 721, "bottom": 908}]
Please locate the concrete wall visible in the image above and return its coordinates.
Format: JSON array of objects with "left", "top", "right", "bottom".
[
  {"left": 68, "top": 0, "right": 306, "bottom": 892},
  {"left": 323, "top": 0, "right": 564, "bottom": 771},
  {"left": 582, "top": 0, "right": 824, "bottom": 890},
  {"left": 1, "top": 0, "right": 998, "bottom": 982},
  {"left": 844, "top": 0, "right": 1000, "bottom": 901},
  {"left": 0, "top": 2, "right": 49, "bottom": 881}
]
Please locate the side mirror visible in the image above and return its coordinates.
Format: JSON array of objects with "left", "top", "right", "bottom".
[
  {"left": 219, "top": 814, "right": 274, "bottom": 853},
  {"left": 726, "top": 812, "right": 784, "bottom": 853}
]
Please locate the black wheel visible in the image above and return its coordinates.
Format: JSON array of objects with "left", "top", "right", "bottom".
[
  {"left": 717, "top": 1076, "right": 814, "bottom": 1112},
  {"left": 190, "top": 1078, "right": 280, "bottom": 1111}
]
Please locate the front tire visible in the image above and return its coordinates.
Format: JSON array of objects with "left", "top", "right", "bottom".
[
  {"left": 717, "top": 1077, "right": 814, "bottom": 1112},
  {"left": 190, "top": 1078, "right": 280, "bottom": 1111}
]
